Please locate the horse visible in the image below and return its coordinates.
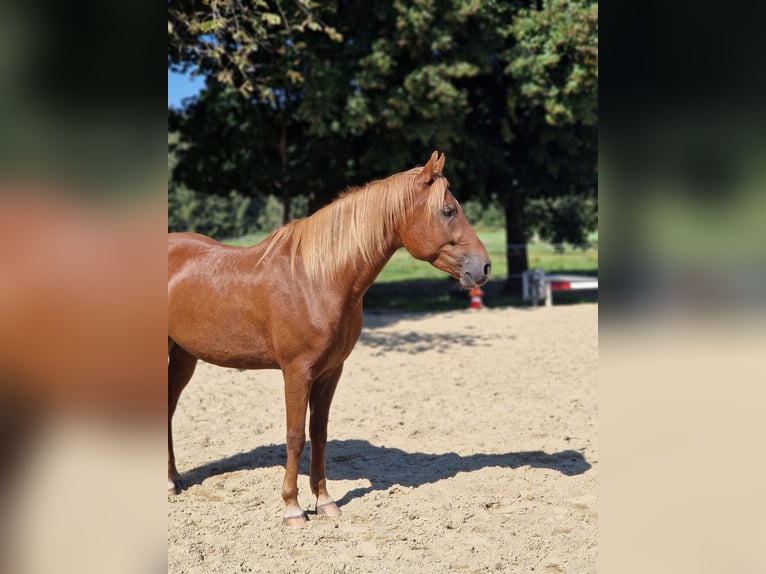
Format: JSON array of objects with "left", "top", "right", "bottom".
[{"left": 167, "top": 151, "right": 491, "bottom": 526}]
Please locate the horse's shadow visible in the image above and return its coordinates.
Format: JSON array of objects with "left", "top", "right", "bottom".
[{"left": 180, "top": 439, "right": 591, "bottom": 506}]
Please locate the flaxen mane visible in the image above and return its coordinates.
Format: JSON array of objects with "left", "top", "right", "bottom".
[{"left": 257, "top": 166, "right": 449, "bottom": 282}]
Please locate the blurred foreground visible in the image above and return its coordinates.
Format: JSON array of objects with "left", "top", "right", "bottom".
[
  {"left": 0, "top": 187, "right": 166, "bottom": 574},
  {"left": 600, "top": 101, "right": 766, "bottom": 572},
  {"left": 0, "top": 0, "right": 165, "bottom": 569}
]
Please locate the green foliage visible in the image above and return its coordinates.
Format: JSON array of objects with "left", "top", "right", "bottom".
[
  {"left": 506, "top": 0, "right": 598, "bottom": 126},
  {"left": 168, "top": 0, "right": 343, "bottom": 97},
  {"left": 525, "top": 195, "right": 598, "bottom": 246},
  {"left": 168, "top": 185, "right": 258, "bottom": 239},
  {"left": 290, "top": 193, "right": 309, "bottom": 220},
  {"left": 461, "top": 198, "right": 505, "bottom": 228},
  {"left": 481, "top": 202, "right": 505, "bottom": 229},
  {"left": 461, "top": 199, "right": 484, "bottom": 227},
  {"left": 256, "top": 195, "right": 285, "bottom": 233}
]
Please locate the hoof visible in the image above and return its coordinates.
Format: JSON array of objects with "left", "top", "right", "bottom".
[
  {"left": 316, "top": 501, "right": 342, "bottom": 517},
  {"left": 168, "top": 479, "right": 182, "bottom": 495},
  {"left": 282, "top": 513, "right": 308, "bottom": 528}
]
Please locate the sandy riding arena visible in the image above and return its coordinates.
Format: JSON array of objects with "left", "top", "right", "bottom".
[{"left": 168, "top": 304, "right": 597, "bottom": 573}]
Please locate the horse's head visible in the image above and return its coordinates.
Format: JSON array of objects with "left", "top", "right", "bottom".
[{"left": 399, "top": 151, "right": 491, "bottom": 288}]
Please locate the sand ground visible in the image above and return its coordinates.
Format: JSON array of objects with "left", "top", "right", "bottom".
[{"left": 168, "top": 304, "right": 597, "bottom": 573}]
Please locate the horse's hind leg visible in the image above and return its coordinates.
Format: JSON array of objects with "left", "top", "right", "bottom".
[
  {"left": 168, "top": 339, "right": 197, "bottom": 494},
  {"left": 309, "top": 366, "right": 343, "bottom": 517}
]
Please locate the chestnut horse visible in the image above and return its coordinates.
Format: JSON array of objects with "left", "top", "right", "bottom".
[{"left": 168, "top": 152, "right": 490, "bottom": 526}]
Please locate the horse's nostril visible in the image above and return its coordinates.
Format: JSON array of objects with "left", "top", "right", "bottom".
[{"left": 483, "top": 263, "right": 491, "bottom": 277}]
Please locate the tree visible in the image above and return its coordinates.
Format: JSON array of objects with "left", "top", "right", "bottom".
[
  {"left": 170, "top": 1, "right": 488, "bottom": 206},
  {"left": 168, "top": 0, "right": 598, "bottom": 293},
  {"left": 169, "top": 0, "right": 344, "bottom": 222},
  {"left": 499, "top": 0, "right": 598, "bottom": 291},
  {"left": 312, "top": 0, "right": 598, "bottom": 293}
]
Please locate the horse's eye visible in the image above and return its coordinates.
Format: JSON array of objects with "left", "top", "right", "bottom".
[{"left": 442, "top": 205, "right": 456, "bottom": 218}]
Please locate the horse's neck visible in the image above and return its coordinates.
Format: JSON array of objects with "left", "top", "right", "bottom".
[
  {"left": 344, "top": 223, "right": 402, "bottom": 302},
  {"left": 308, "top": 179, "right": 408, "bottom": 300}
]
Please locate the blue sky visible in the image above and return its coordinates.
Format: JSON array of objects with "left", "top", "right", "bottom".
[{"left": 168, "top": 70, "right": 205, "bottom": 109}]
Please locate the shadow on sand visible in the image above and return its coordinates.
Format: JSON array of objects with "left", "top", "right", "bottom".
[
  {"left": 180, "top": 439, "right": 591, "bottom": 507},
  {"left": 357, "top": 328, "right": 505, "bottom": 355}
]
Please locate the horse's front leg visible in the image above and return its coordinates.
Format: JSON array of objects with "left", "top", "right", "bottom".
[
  {"left": 281, "top": 369, "right": 311, "bottom": 527},
  {"left": 309, "top": 366, "right": 343, "bottom": 517}
]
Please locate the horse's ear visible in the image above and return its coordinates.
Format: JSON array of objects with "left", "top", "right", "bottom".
[
  {"left": 435, "top": 153, "right": 445, "bottom": 174},
  {"left": 416, "top": 151, "right": 439, "bottom": 185}
]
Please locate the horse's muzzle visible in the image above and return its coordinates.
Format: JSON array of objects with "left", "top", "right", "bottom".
[{"left": 461, "top": 257, "right": 491, "bottom": 288}]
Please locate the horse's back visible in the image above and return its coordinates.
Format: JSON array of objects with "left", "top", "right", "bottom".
[
  {"left": 169, "top": 232, "right": 225, "bottom": 270},
  {"left": 168, "top": 232, "right": 262, "bottom": 282},
  {"left": 169, "top": 231, "right": 220, "bottom": 248}
]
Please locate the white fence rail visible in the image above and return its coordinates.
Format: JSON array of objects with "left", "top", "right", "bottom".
[{"left": 522, "top": 269, "right": 599, "bottom": 307}]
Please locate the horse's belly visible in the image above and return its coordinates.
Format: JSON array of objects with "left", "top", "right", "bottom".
[
  {"left": 196, "top": 350, "right": 278, "bottom": 370},
  {"left": 169, "top": 317, "right": 278, "bottom": 369}
]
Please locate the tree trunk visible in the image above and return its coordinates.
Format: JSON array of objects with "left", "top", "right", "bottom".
[
  {"left": 278, "top": 122, "right": 291, "bottom": 225},
  {"left": 503, "top": 193, "right": 529, "bottom": 297}
]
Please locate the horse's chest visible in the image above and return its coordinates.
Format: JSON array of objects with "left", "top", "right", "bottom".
[{"left": 320, "top": 314, "right": 363, "bottom": 363}]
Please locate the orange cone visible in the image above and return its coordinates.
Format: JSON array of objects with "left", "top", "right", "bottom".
[{"left": 468, "top": 285, "right": 484, "bottom": 310}]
